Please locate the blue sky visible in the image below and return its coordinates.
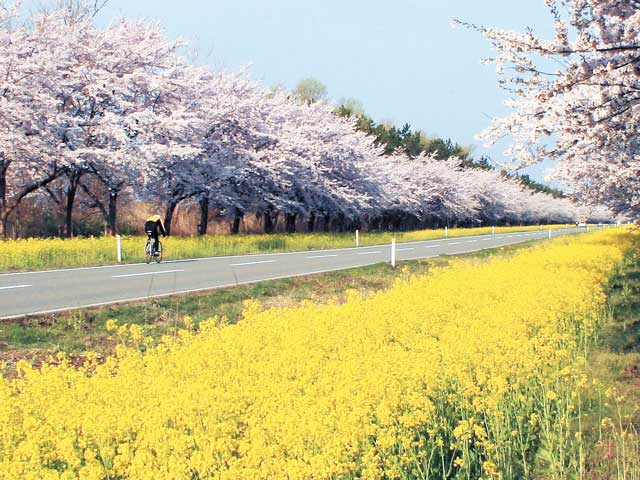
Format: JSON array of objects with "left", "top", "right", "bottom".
[{"left": 32, "top": 0, "right": 557, "bottom": 183}]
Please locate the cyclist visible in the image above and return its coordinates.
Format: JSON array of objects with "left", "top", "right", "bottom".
[{"left": 144, "top": 214, "right": 167, "bottom": 256}]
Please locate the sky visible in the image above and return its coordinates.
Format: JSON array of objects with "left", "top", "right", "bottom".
[{"left": 31, "top": 0, "right": 557, "bottom": 183}]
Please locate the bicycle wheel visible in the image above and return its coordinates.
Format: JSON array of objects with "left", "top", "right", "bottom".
[
  {"left": 145, "top": 239, "right": 153, "bottom": 264},
  {"left": 155, "top": 240, "right": 163, "bottom": 263}
]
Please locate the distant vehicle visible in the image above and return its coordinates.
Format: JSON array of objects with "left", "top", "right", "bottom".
[{"left": 576, "top": 215, "right": 588, "bottom": 227}]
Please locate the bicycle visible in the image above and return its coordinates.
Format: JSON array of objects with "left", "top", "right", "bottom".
[{"left": 144, "top": 237, "right": 163, "bottom": 264}]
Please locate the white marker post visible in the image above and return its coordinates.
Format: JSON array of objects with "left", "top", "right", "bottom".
[
  {"left": 116, "top": 234, "right": 122, "bottom": 262},
  {"left": 492, "top": 226, "right": 495, "bottom": 235},
  {"left": 445, "top": 226, "right": 448, "bottom": 238},
  {"left": 355, "top": 229, "right": 360, "bottom": 247},
  {"left": 391, "top": 238, "right": 396, "bottom": 268},
  {"left": 548, "top": 229, "right": 552, "bottom": 240}
]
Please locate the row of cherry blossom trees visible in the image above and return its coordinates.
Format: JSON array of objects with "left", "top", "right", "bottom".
[
  {"left": 458, "top": 0, "right": 640, "bottom": 222},
  {"left": 0, "top": 1, "right": 610, "bottom": 237}
]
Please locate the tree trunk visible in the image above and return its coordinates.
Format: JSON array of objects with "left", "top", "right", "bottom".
[
  {"left": 64, "top": 187, "right": 77, "bottom": 238},
  {"left": 264, "top": 209, "right": 275, "bottom": 234},
  {"left": 64, "top": 170, "right": 82, "bottom": 238},
  {"left": 0, "top": 159, "right": 8, "bottom": 238},
  {"left": 198, "top": 194, "right": 209, "bottom": 236},
  {"left": 1, "top": 214, "right": 7, "bottom": 239},
  {"left": 323, "top": 214, "right": 331, "bottom": 232},
  {"left": 164, "top": 201, "right": 179, "bottom": 236},
  {"left": 231, "top": 212, "right": 243, "bottom": 235},
  {"left": 107, "top": 189, "right": 118, "bottom": 236},
  {"left": 285, "top": 213, "right": 297, "bottom": 233},
  {"left": 307, "top": 213, "right": 316, "bottom": 233},
  {"left": 394, "top": 215, "right": 401, "bottom": 231}
]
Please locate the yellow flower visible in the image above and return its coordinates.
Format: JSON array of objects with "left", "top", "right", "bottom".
[
  {"left": 0, "top": 228, "right": 632, "bottom": 478},
  {"left": 483, "top": 460, "right": 499, "bottom": 477},
  {"left": 183, "top": 315, "right": 195, "bottom": 330}
]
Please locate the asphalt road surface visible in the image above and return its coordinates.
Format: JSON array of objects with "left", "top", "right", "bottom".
[{"left": 0, "top": 227, "right": 596, "bottom": 319}]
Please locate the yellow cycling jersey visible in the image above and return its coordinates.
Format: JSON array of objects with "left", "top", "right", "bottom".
[{"left": 145, "top": 214, "right": 166, "bottom": 236}]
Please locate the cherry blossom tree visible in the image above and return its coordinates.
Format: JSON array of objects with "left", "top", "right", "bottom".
[
  {"left": 0, "top": 3, "right": 68, "bottom": 236},
  {"left": 457, "top": 0, "right": 640, "bottom": 220},
  {"left": 51, "top": 13, "right": 190, "bottom": 236},
  {"left": 0, "top": 3, "right": 188, "bottom": 237},
  {"left": 136, "top": 68, "right": 283, "bottom": 235},
  {"left": 79, "top": 19, "right": 187, "bottom": 235},
  {"left": 373, "top": 147, "right": 580, "bottom": 228},
  {"left": 261, "top": 93, "right": 387, "bottom": 232},
  {"left": 378, "top": 153, "right": 479, "bottom": 227}
]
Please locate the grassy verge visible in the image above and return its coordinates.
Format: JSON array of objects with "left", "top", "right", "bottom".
[
  {"left": 0, "top": 240, "right": 538, "bottom": 377},
  {"left": 0, "top": 224, "right": 574, "bottom": 272},
  {"left": 582, "top": 245, "right": 640, "bottom": 479}
]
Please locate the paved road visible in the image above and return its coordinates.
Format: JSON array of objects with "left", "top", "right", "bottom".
[{"left": 0, "top": 227, "right": 594, "bottom": 319}]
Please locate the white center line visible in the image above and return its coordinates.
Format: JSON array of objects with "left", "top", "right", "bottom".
[
  {"left": 425, "top": 245, "right": 440, "bottom": 248},
  {"left": 230, "top": 260, "right": 277, "bottom": 267},
  {"left": 448, "top": 242, "right": 462, "bottom": 245},
  {"left": 0, "top": 284, "right": 32, "bottom": 291},
  {"left": 357, "top": 251, "right": 381, "bottom": 255},
  {"left": 466, "top": 240, "right": 478, "bottom": 243},
  {"left": 113, "top": 270, "right": 185, "bottom": 279},
  {"left": 305, "top": 254, "right": 339, "bottom": 259},
  {"left": 397, "top": 247, "right": 415, "bottom": 252}
]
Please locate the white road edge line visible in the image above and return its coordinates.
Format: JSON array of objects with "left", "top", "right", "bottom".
[
  {"left": 305, "top": 254, "right": 339, "bottom": 259},
  {"left": 230, "top": 260, "right": 277, "bottom": 267},
  {"left": 0, "top": 284, "right": 32, "bottom": 291},
  {"left": 113, "top": 270, "right": 184, "bottom": 279}
]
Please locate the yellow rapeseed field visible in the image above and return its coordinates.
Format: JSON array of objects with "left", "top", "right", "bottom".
[
  {"left": 0, "top": 229, "right": 632, "bottom": 479},
  {"left": 0, "top": 224, "right": 570, "bottom": 272}
]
